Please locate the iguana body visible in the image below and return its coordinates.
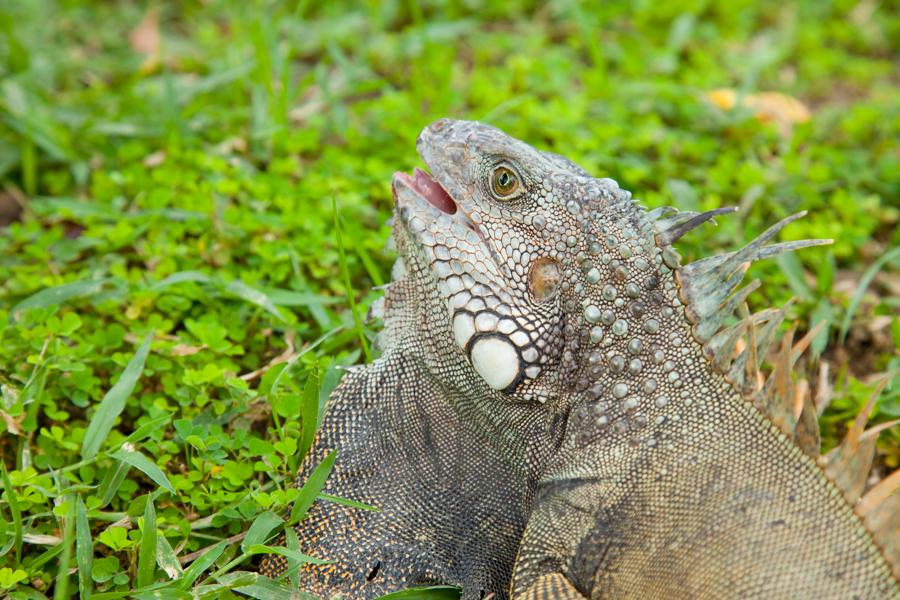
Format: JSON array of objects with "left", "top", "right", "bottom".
[
  {"left": 512, "top": 311, "right": 895, "bottom": 598},
  {"left": 261, "top": 120, "right": 900, "bottom": 599}
]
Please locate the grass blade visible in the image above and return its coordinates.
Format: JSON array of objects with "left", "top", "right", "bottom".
[
  {"left": 109, "top": 446, "right": 175, "bottom": 494},
  {"left": 53, "top": 496, "right": 76, "bottom": 600},
  {"left": 240, "top": 511, "right": 283, "bottom": 553},
  {"left": 258, "top": 288, "right": 341, "bottom": 307},
  {"left": 375, "top": 586, "right": 462, "bottom": 599},
  {"left": 355, "top": 244, "right": 384, "bottom": 287},
  {"left": 232, "top": 572, "right": 311, "bottom": 599},
  {"left": 150, "top": 271, "right": 213, "bottom": 290},
  {"left": 318, "top": 493, "right": 379, "bottom": 512},
  {"left": 839, "top": 246, "right": 900, "bottom": 343},
  {"left": 289, "top": 450, "right": 336, "bottom": 525},
  {"left": 91, "top": 581, "right": 173, "bottom": 599},
  {"left": 245, "top": 544, "right": 330, "bottom": 566},
  {"left": 179, "top": 540, "right": 227, "bottom": 590},
  {"left": 205, "top": 570, "right": 255, "bottom": 590},
  {"left": 81, "top": 334, "right": 153, "bottom": 460},
  {"left": 138, "top": 494, "right": 157, "bottom": 587},
  {"left": 0, "top": 517, "right": 10, "bottom": 556},
  {"left": 297, "top": 368, "right": 319, "bottom": 463},
  {"left": 285, "top": 526, "right": 300, "bottom": 589},
  {"left": 74, "top": 495, "right": 93, "bottom": 598},
  {"left": 98, "top": 460, "right": 131, "bottom": 507},
  {"left": 121, "top": 414, "right": 172, "bottom": 448},
  {"left": 155, "top": 530, "right": 184, "bottom": 580},
  {"left": 332, "top": 196, "right": 371, "bottom": 361},
  {"left": 224, "top": 280, "right": 287, "bottom": 322},
  {"left": 0, "top": 461, "right": 23, "bottom": 564},
  {"left": 10, "top": 278, "right": 111, "bottom": 322},
  {"left": 776, "top": 252, "right": 814, "bottom": 302},
  {"left": 23, "top": 540, "right": 63, "bottom": 570},
  {"left": 132, "top": 590, "right": 191, "bottom": 600}
]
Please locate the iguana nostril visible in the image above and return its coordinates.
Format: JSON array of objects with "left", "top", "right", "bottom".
[{"left": 528, "top": 258, "right": 562, "bottom": 303}]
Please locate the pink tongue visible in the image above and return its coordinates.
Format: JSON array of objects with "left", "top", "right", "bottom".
[{"left": 414, "top": 168, "right": 457, "bottom": 214}]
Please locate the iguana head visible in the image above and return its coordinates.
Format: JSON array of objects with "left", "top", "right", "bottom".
[{"left": 391, "top": 118, "right": 667, "bottom": 408}]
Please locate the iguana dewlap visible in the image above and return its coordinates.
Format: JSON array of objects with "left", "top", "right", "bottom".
[{"left": 260, "top": 119, "right": 900, "bottom": 599}]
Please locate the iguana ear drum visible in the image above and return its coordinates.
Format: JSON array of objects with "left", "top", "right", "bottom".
[{"left": 528, "top": 258, "right": 561, "bottom": 303}]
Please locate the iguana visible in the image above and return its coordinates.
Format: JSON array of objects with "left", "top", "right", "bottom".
[{"left": 260, "top": 119, "right": 900, "bottom": 599}]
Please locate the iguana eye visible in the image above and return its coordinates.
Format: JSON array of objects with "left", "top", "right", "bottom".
[{"left": 491, "top": 166, "right": 519, "bottom": 198}]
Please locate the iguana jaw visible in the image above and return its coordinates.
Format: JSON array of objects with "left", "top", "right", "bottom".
[
  {"left": 391, "top": 165, "right": 534, "bottom": 393},
  {"left": 390, "top": 165, "right": 497, "bottom": 279}
]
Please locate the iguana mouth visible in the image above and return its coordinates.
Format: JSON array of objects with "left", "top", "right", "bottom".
[
  {"left": 392, "top": 167, "right": 501, "bottom": 270},
  {"left": 393, "top": 168, "right": 457, "bottom": 215}
]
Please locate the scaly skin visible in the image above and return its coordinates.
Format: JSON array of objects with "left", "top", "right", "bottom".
[{"left": 261, "top": 120, "right": 899, "bottom": 599}]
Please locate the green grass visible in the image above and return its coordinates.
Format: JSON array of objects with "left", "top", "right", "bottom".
[{"left": 0, "top": 0, "right": 898, "bottom": 597}]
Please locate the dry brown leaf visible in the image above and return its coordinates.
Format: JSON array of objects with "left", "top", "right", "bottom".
[
  {"left": 0, "top": 189, "right": 23, "bottom": 226},
  {"left": 143, "top": 150, "right": 166, "bottom": 167},
  {"left": 289, "top": 99, "right": 325, "bottom": 124},
  {"left": 0, "top": 409, "right": 23, "bottom": 435},
  {"left": 23, "top": 533, "right": 62, "bottom": 545},
  {"left": 169, "top": 343, "right": 207, "bottom": 357},
  {"left": 876, "top": 271, "right": 900, "bottom": 297},
  {"left": 216, "top": 137, "right": 248, "bottom": 154},
  {"left": 129, "top": 9, "right": 160, "bottom": 73},
  {"left": 239, "top": 330, "right": 296, "bottom": 381},
  {"left": 706, "top": 88, "right": 811, "bottom": 136},
  {"left": 867, "top": 315, "right": 894, "bottom": 334}
]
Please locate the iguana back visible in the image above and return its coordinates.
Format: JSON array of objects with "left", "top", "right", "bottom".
[{"left": 513, "top": 317, "right": 898, "bottom": 598}]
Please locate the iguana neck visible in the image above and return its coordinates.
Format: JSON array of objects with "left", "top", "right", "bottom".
[
  {"left": 545, "top": 251, "right": 752, "bottom": 476},
  {"left": 381, "top": 246, "right": 567, "bottom": 482}
]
